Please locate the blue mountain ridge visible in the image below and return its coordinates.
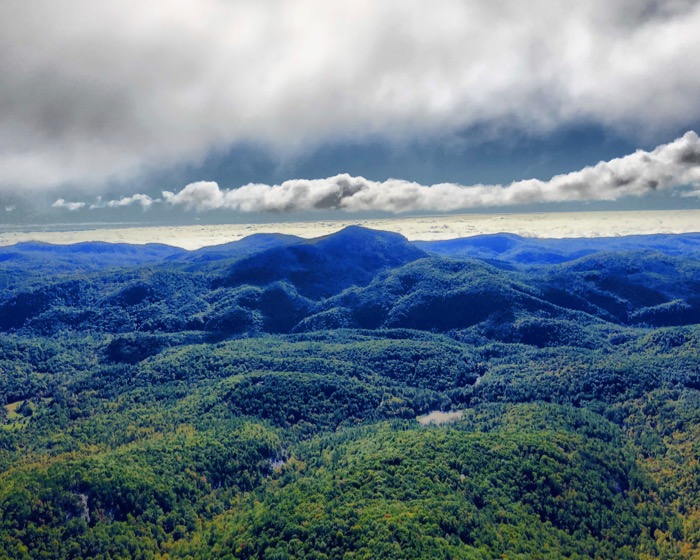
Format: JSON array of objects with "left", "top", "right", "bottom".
[
  {"left": 1, "top": 226, "right": 699, "bottom": 337},
  {"left": 415, "top": 232, "right": 700, "bottom": 265}
]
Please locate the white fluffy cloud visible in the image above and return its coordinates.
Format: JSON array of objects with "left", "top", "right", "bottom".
[
  {"left": 103, "top": 194, "right": 158, "bottom": 209},
  {"left": 52, "top": 194, "right": 158, "bottom": 211},
  {"left": 2, "top": 0, "right": 700, "bottom": 191},
  {"left": 161, "top": 131, "right": 700, "bottom": 213},
  {"left": 52, "top": 199, "right": 86, "bottom": 211}
]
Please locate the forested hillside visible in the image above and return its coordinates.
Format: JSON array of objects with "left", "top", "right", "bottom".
[{"left": 1, "top": 227, "right": 699, "bottom": 559}]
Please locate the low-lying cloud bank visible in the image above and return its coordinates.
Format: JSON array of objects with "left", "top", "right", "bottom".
[
  {"left": 158, "top": 131, "right": 700, "bottom": 213},
  {"left": 52, "top": 132, "right": 700, "bottom": 214},
  {"left": 52, "top": 194, "right": 157, "bottom": 212},
  {"left": 92, "top": 194, "right": 158, "bottom": 210},
  {"left": 52, "top": 199, "right": 86, "bottom": 212}
]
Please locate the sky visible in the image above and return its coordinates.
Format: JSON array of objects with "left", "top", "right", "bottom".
[{"left": 2, "top": 0, "right": 700, "bottom": 227}]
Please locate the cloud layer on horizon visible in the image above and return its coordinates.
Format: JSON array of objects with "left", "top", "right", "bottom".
[
  {"left": 52, "top": 199, "right": 86, "bottom": 212},
  {"left": 3, "top": 0, "right": 700, "bottom": 192},
  {"left": 92, "top": 194, "right": 158, "bottom": 210},
  {"left": 158, "top": 131, "right": 700, "bottom": 213}
]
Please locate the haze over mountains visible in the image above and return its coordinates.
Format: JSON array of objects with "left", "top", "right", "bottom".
[{"left": 4, "top": 209, "right": 700, "bottom": 250}]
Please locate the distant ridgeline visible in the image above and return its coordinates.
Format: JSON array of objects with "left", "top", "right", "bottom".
[
  {"left": 1, "top": 227, "right": 700, "bottom": 559},
  {"left": 2, "top": 226, "right": 700, "bottom": 336}
]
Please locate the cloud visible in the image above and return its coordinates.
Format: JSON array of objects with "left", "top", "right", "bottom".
[
  {"left": 162, "top": 131, "right": 700, "bottom": 213},
  {"left": 53, "top": 194, "right": 158, "bottom": 211},
  {"left": 103, "top": 194, "right": 158, "bottom": 209},
  {"left": 162, "top": 182, "right": 224, "bottom": 211},
  {"left": 2, "top": 0, "right": 700, "bottom": 191},
  {"left": 52, "top": 199, "right": 86, "bottom": 211}
]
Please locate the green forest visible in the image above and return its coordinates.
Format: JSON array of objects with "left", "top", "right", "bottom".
[{"left": 1, "top": 228, "right": 700, "bottom": 559}]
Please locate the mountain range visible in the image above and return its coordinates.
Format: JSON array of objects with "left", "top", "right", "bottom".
[
  {"left": 2, "top": 226, "right": 698, "bottom": 338},
  {"left": 1, "top": 226, "right": 700, "bottom": 559}
]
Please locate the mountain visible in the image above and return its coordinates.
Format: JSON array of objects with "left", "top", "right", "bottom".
[
  {"left": 212, "top": 226, "right": 428, "bottom": 298},
  {"left": 416, "top": 232, "right": 700, "bottom": 265},
  {"left": 171, "top": 233, "right": 304, "bottom": 268},
  {"left": 2, "top": 227, "right": 700, "bottom": 336},
  {"left": 1, "top": 228, "right": 700, "bottom": 558},
  {"left": 535, "top": 251, "right": 700, "bottom": 326},
  {"left": 310, "top": 257, "right": 576, "bottom": 331},
  {"left": 0, "top": 240, "right": 184, "bottom": 273}
]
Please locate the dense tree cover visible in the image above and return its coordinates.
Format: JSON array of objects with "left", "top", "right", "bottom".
[
  {"left": 1, "top": 228, "right": 700, "bottom": 558},
  {"left": 177, "top": 415, "right": 673, "bottom": 559},
  {"left": 1, "top": 325, "right": 698, "bottom": 558}
]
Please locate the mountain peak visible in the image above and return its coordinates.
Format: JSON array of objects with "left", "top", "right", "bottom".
[{"left": 217, "top": 226, "right": 426, "bottom": 298}]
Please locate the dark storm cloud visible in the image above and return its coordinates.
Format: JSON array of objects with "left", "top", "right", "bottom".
[{"left": 3, "top": 0, "right": 700, "bottom": 193}]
